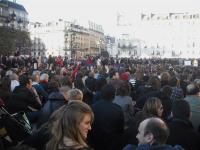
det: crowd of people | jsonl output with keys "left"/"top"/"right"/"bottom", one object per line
{"left": 0, "top": 54, "right": 200, "bottom": 150}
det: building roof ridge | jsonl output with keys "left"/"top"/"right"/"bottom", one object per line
{"left": 0, "top": 0, "right": 28, "bottom": 13}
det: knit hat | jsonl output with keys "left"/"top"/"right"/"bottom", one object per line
{"left": 120, "top": 72, "right": 129, "bottom": 81}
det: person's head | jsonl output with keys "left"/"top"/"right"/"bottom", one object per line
{"left": 59, "top": 86, "right": 71, "bottom": 101}
{"left": 76, "top": 72, "right": 83, "bottom": 79}
{"left": 47, "top": 81, "right": 60, "bottom": 93}
{"left": 85, "top": 76, "right": 96, "bottom": 92}
{"left": 32, "top": 70, "right": 41, "bottom": 76}
{"left": 110, "top": 69, "right": 119, "bottom": 80}
{"left": 67, "top": 88, "right": 83, "bottom": 101}
{"left": 186, "top": 83, "right": 199, "bottom": 95}
{"left": 9, "top": 73, "right": 19, "bottom": 81}
{"left": 0, "top": 76, "right": 11, "bottom": 91}
{"left": 194, "top": 79, "right": 200, "bottom": 89}
{"left": 116, "top": 81, "right": 130, "bottom": 96}
{"left": 74, "top": 78, "right": 85, "bottom": 92}
{"left": 32, "top": 74, "right": 40, "bottom": 82}
{"left": 143, "top": 97, "right": 163, "bottom": 117}
{"left": 60, "top": 76, "right": 73, "bottom": 88}
{"left": 147, "top": 76, "right": 161, "bottom": 90}
{"left": 160, "top": 72, "right": 171, "bottom": 83}
{"left": 88, "top": 71, "right": 95, "bottom": 78}
{"left": 120, "top": 72, "right": 130, "bottom": 81}
{"left": 19, "top": 75, "right": 32, "bottom": 89}
{"left": 40, "top": 73, "right": 49, "bottom": 82}
{"left": 160, "top": 85, "right": 172, "bottom": 98}
{"left": 169, "top": 76, "right": 179, "bottom": 87}
{"left": 101, "top": 84, "right": 115, "bottom": 101}
{"left": 172, "top": 100, "right": 191, "bottom": 120}
{"left": 95, "top": 77, "right": 107, "bottom": 91}
{"left": 47, "top": 101, "right": 94, "bottom": 150}
{"left": 136, "top": 117, "right": 169, "bottom": 145}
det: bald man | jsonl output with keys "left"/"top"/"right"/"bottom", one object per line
{"left": 123, "top": 117, "right": 184, "bottom": 150}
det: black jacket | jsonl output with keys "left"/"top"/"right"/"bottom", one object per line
{"left": 88, "top": 99, "right": 124, "bottom": 150}
{"left": 37, "top": 92, "right": 65, "bottom": 128}
{"left": 7, "top": 86, "right": 41, "bottom": 113}
{"left": 167, "top": 118, "right": 200, "bottom": 150}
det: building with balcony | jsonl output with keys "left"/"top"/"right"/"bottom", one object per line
{"left": 0, "top": 1, "right": 8, "bottom": 26}
{"left": 87, "top": 29, "right": 105, "bottom": 56}
{"left": 0, "top": 0, "right": 28, "bottom": 31}
{"left": 87, "top": 21, "right": 105, "bottom": 56}
{"left": 31, "top": 36, "right": 46, "bottom": 58}
{"left": 30, "top": 19, "right": 106, "bottom": 58}
{"left": 65, "top": 21, "right": 105, "bottom": 57}
{"left": 64, "top": 23, "right": 90, "bottom": 58}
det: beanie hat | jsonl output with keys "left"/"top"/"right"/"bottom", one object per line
{"left": 120, "top": 72, "right": 129, "bottom": 81}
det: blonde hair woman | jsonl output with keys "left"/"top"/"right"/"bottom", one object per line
{"left": 143, "top": 97, "right": 163, "bottom": 117}
{"left": 46, "top": 101, "right": 94, "bottom": 150}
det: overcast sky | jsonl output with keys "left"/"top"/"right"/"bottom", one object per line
{"left": 17, "top": 0, "right": 200, "bottom": 35}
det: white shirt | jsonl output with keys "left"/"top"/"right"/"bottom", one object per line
{"left": 11, "top": 80, "right": 20, "bottom": 92}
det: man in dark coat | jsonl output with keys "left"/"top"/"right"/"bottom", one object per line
{"left": 167, "top": 100, "right": 200, "bottom": 150}
{"left": 8, "top": 75, "right": 41, "bottom": 113}
{"left": 88, "top": 84, "right": 124, "bottom": 150}
{"left": 123, "top": 117, "right": 184, "bottom": 150}
{"left": 36, "top": 91, "right": 65, "bottom": 128}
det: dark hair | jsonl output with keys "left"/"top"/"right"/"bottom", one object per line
{"left": 169, "top": 76, "right": 178, "bottom": 87}
{"left": 116, "top": 81, "right": 130, "bottom": 96}
{"left": 85, "top": 76, "right": 96, "bottom": 92}
{"left": 47, "top": 81, "right": 60, "bottom": 93}
{"left": 76, "top": 72, "right": 83, "bottom": 79}
{"left": 74, "top": 78, "right": 85, "bottom": 92}
{"left": 60, "top": 76, "right": 72, "bottom": 88}
{"left": 109, "top": 69, "right": 117, "bottom": 79}
{"left": 95, "top": 78, "right": 107, "bottom": 91}
{"left": 0, "top": 76, "right": 11, "bottom": 91}
{"left": 147, "top": 76, "right": 161, "bottom": 90}
{"left": 144, "top": 118, "right": 169, "bottom": 145}
{"left": 101, "top": 84, "right": 115, "bottom": 101}
{"left": 186, "top": 83, "right": 199, "bottom": 95}
{"left": 19, "top": 75, "right": 31, "bottom": 87}
{"left": 172, "top": 100, "right": 190, "bottom": 119}
{"left": 160, "top": 85, "right": 172, "bottom": 98}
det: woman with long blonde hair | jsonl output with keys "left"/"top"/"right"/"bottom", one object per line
{"left": 46, "top": 101, "right": 94, "bottom": 150}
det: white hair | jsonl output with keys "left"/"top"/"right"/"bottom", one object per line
{"left": 9, "top": 73, "right": 18, "bottom": 80}
{"left": 6, "top": 70, "right": 13, "bottom": 76}
{"left": 32, "top": 70, "right": 41, "bottom": 76}
{"left": 40, "top": 73, "right": 49, "bottom": 81}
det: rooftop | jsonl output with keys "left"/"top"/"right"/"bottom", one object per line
{"left": 0, "top": 0, "right": 28, "bottom": 13}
